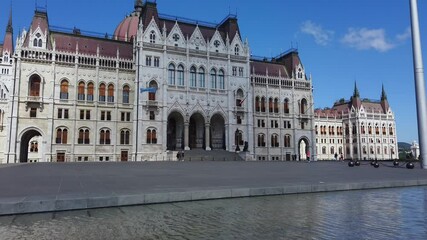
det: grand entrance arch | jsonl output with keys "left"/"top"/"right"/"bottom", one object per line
{"left": 298, "top": 137, "right": 310, "bottom": 161}
{"left": 210, "top": 114, "right": 226, "bottom": 150}
{"left": 167, "top": 111, "right": 184, "bottom": 150}
{"left": 19, "top": 129, "right": 42, "bottom": 163}
{"left": 189, "top": 113, "right": 205, "bottom": 149}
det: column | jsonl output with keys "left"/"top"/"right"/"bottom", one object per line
{"left": 205, "top": 124, "right": 211, "bottom": 151}
{"left": 184, "top": 123, "right": 190, "bottom": 150}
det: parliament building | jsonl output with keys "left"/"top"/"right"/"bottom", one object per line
{"left": 0, "top": 0, "right": 316, "bottom": 163}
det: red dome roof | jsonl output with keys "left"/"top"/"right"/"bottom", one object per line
{"left": 114, "top": 12, "right": 139, "bottom": 42}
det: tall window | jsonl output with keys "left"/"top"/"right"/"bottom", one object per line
{"left": 120, "top": 130, "right": 130, "bottom": 145}
{"left": 271, "top": 134, "right": 279, "bottom": 148}
{"left": 60, "top": 80, "right": 69, "bottom": 100}
{"left": 168, "top": 64, "right": 176, "bottom": 85}
{"left": 78, "top": 129, "right": 90, "bottom": 144}
{"left": 389, "top": 124, "right": 394, "bottom": 135}
{"left": 198, "top": 67, "right": 205, "bottom": 88}
{"left": 210, "top": 69, "right": 217, "bottom": 89}
{"left": 107, "top": 84, "right": 114, "bottom": 103}
{"left": 234, "top": 44, "right": 240, "bottom": 55}
{"left": 261, "top": 97, "right": 266, "bottom": 112}
{"left": 99, "top": 83, "right": 106, "bottom": 102}
{"left": 269, "top": 98, "right": 274, "bottom": 113}
{"left": 300, "top": 98, "right": 307, "bottom": 114}
{"left": 218, "top": 69, "right": 225, "bottom": 89}
{"left": 284, "top": 135, "right": 291, "bottom": 148}
{"left": 87, "top": 82, "right": 94, "bottom": 102}
{"left": 236, "top": 89, "right": 244, "bottom": 107}
{"left": 284, "top": 99, "right": 289, "bottom": 114}
{"left": 77, "top": 81, "right": 85, "bottom": 101}
{"left": 149, "top": 31, "right": 156, "bottom": 43}
{"left": 148, "top": 81, "right": 158, "bottom": 101}
{"left": 29, "top": 75, "right": 41, "bottom": 97}
{"left": 257, "top": 134, "right": 266, "bottom": 147}
{"left": 190, "top": 66, "right": 197, "bottom": 87}
{"left": 255, "top": 97, "right": 260, "bottom": 112}
{"left": 56, "top": 128, "right": 68, "bottom": 144}
{"left": 274, "top": 98, "right": 279, "bottom": 113}
{"left": 100, "top": 129, "right": 111, "bottom": 145}
{"left": 30, "top": 141, "right": 39, "bottom": 152}
{"left": 147, "top": 129, "right": 157, "bottom": 144}
{"left": 235, "top": 130, "right": 243, "bottom": 146}
{"left": 177, "top": 65, "right": 184, "bottom": 86}
{"left": 123, "top": 85, "right": 130, "bottom": 104}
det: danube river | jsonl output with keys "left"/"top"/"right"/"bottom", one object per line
{"left": 0, "top": 187, "right": 426, "bottom": 239}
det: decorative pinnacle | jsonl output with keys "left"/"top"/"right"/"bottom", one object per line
{"left": 381, "top": 84, "right": 388, "bottom": 101}
{"left": 353, "top": 82, "right": 360, "bottom": 98}
{"left": 6, "top": 6, "right": 13, "bottom": 33}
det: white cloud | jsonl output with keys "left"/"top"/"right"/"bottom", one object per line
{"left": 396, "top": 27, "right": 411, "bottom": 42}
{"left": 300, "top": 20, "right": 334, "bottom": 46}
{"left": 341, "top": 28, "right": 395, "bottom": 52}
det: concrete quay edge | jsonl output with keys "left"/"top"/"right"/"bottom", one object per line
{"left": 1, "top": 179, "right": 427, "bottom": 216}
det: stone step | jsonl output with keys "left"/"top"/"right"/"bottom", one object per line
{"left": 178, "top": 149, "right": 244, "bottom": 161}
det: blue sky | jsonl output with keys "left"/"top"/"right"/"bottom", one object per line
{"left": 0, "top": 0, "right": 426, "bottom": 143}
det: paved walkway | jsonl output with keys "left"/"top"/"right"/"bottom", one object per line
{"left": 0, "top": 161, "right": 426, "bottom": 215}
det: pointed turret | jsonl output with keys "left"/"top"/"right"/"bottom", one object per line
{"left": 2, "top": 7, "right": 14, "bottom": 54}
{"left": 351, "top": 82, "right": 362, "bottom": 109}
{"left": 134, "top": 0, "right": 143, "bottom": 12}
{"left": 380, "top": 84, "right": 389, "bottom": 113}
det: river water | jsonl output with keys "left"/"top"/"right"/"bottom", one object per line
{"left": 0, "top": 187, "right": 426, "bottom": 240}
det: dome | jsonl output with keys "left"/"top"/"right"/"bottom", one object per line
{"left": 114, "top": 11, "right": 139, "bottom": 42}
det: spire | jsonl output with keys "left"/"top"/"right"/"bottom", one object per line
{"left": 6, "top": 6, "right": 13, "bottom": 33}
{"left": 381, "top": 84, "right": 388, "bottom": 101}
{"left": 134, "top": 0, "right": 143, "bottom": 12}
{"left": 353, "top": 82, "right": 360, "bottom": 98}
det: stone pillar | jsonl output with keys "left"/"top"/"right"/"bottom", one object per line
{"left": 184, "top": 123, "right": 190, "bottom": 150}
{"left": 205, "top": 124, "right": 211, "bottom": 151}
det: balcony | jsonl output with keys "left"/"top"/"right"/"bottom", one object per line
{"left": 142, "top": 100, "right": 159, "bottom": 111}
{"left": 234, "top": 106, "right": 245, "bottom": 113}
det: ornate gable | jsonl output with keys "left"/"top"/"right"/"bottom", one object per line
{"left": 167, "top": 22, "right": 186, "bottom": 47}
{"left": 230, "top": 31, "right": 245, "bottom": 56}
{"left": 143, "top": 17, "right": 163, "bottom": 44}
{"left": 209, "top": 30, "right": 227, "bottom": 54}
{"left": 189, "top": 26, "right": 207, "bottom": 51}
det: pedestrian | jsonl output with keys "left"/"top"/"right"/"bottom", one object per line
{"left": 334, "top": 153, "right": 338, "bottom": 161}
{"left": 306, "top": 150, "right": 310, "bottom": 162}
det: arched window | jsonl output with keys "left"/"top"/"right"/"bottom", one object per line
{"left": 370, "top": 146, "right": 374, "bottom": 154}
{"left": 168, "top": 64, "right": 176, "bottom": 85}
{"left": 99, "top": 83, "right": 106, "bottom": 102}
{"left": 198, "top": 67, "right": 205, "bottom": 88}
{"left": 236, "top": 89, "right": 244, "bottom": 107}
{"left": 107, "top": 84, "right": 114, "bottom": 103}
{"left": 322, "top": 147, "right": 327, "bottom": 154}
{"left": 363, "top": 146, "right": 367, "bottom": 154}
{"left": 255, "top": 97, "right": 260, "bottom": 112}
{"left": 148, "top": 81, "right": 158, "bottom": 101}
{"left": 123, "top": 85, "right": 130, "bottom": 104}
{"left": 339, "top": 147, "right": 343, "bottom": 154}
{"left": 38, "top": 39, "right": 42, "bottom": 47}
{"left": 284, "top": 98, "right": 289, "bottom": 114}
{"left": 361, "top": 124, "right": 366, "bottom": 134}
{"left": 368, "top": 124, "right": 372, "bottom": 134}
{"left": 210, "top": 69, "right": 217, "bottom": 89}
{"left": 274, "top": 98, "right": 279, "bottom": 113}
{"left": 284, "top": 135, "right": 291, "bottom": 148}
{"left": 78, "top": 128, "right": 90, "bottom": 144}
{"left": 190, "top": 66, "right": 197, "bottom": 87}
{"left": 147, "top": 129, "right": 157, "bottom": 144}
{"left": 60, "top": 80, "right": 69, "bottom": 100}
{"left": 177, "top": 65, "right": 184, "bottom": 86}
{"left": 257, "top": 134, "right": 266, "bottom": 147}
{"left": 271, "top": 134, "right": 279, "bottom": 148}
{"left": 389, "top": 124, "right": 394, "bottom": 135}
{"left": 331, "top": 146, "right": 335, "bottom": 154}
{"left": 77, "top": 82, "right": 85, "bottom": 100}
{"left": 315, "top": 125, "right": 318, "bottom": 134}
{"left": 33, "top": 39, "right": 38, "bottom": 47}
{"left": 100, "top": 129, "right": 111, "bottom": 145}
{"left": 382, "top": 124, "right": 387, "bottom": 135}
{"left": 218, "top": 69, "right": 225, "bottom": 90}
{"left": 87, "top": 82, "right": 94, "bottom": 102}
{"left": 56, "top": 128, "right": 68, "bottom": 144}
{"left": 29, "top": 75, "right": 41, "bottom": 97}
{"left": 234, "top": 44, "right": 240, "bottom": 55}
{"left": 377, "top": 146, "right": 381, "bottom": 154}
{"left": 300, "top": 98, "right": 307, "bottom": 114}
{"left": 150, "top": 31, "right": 156, "bottom": 43}
{"left": 269, "top": 98, "right": 274, "bottom": 113}
{"left": 261, "top": 97, "right": 266, "bottom": 112}
{"left": 375, "top": 124, "right": 380, "bottom": 135}
{"left": 120, "top": 129, "right": 131, "bottom": 145}
{"left": 384, "top": 147, "right": 388, "bottom": 155}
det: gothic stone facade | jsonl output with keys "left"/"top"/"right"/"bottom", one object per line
{"left": 314, "top": 85, "right": 398, "bottom": 160}
{"left": 0, "top": 1, "right": 315, "bottom": 163}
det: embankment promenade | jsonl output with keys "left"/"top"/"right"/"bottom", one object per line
{"left": 0, "top": 161, "right": 426, "bottom": 216}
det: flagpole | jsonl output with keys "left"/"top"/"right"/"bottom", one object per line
{"left": 410, "top": 0, "right": 427, "bottom": 169}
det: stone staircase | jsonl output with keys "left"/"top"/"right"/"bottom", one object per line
{"left": 182, "top": 149, "right": 244, "bottom": 161}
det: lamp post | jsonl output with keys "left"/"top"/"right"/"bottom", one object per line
{"left": 410, "top": 0, "right": 427, "bottom": 169}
